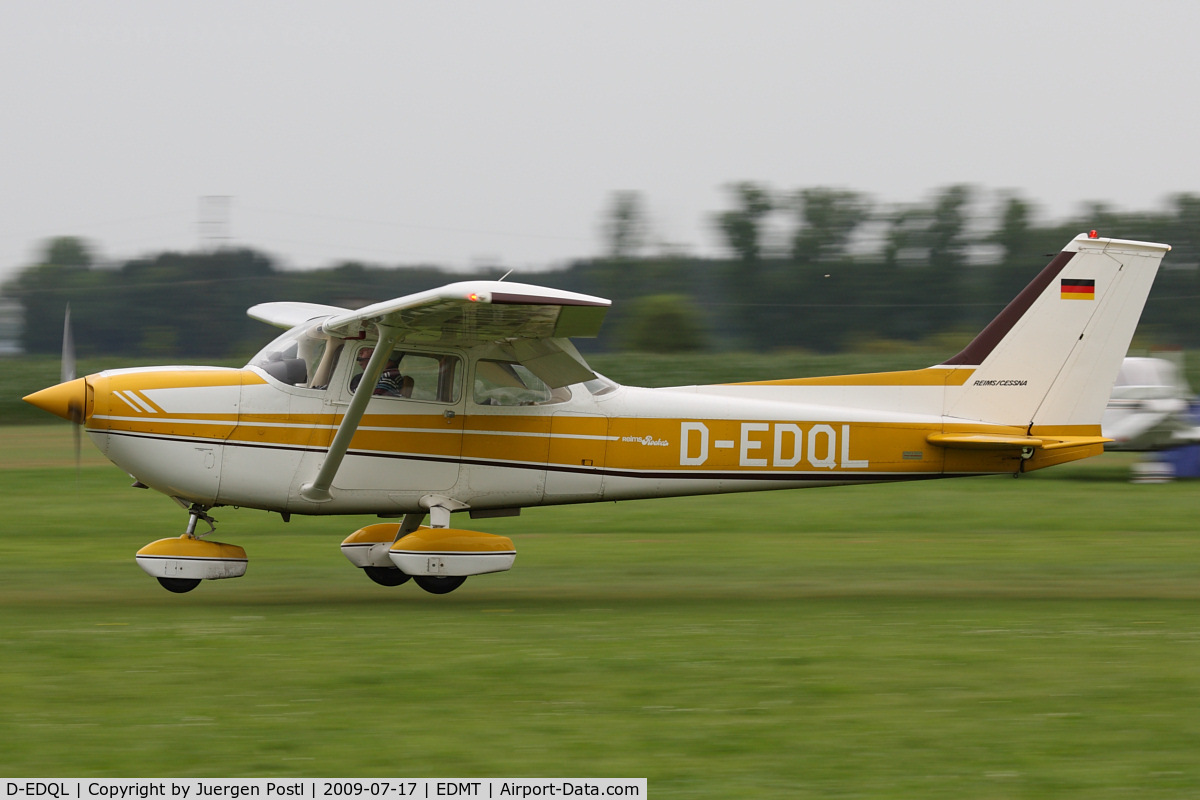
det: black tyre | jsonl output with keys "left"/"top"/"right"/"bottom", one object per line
{"left": 414, "top": 575, "right": 466, "bottom": 595}
{"left": 364, "top": 566, "right": 411, "bottom": 587}
{"left": 157, "top": 577, "right": 201, "bottom": 594}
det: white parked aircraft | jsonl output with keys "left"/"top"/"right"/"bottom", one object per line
{"left": 1103, "top": 356, "right": 1200, "bottom": 451}
{"left": 24, "top": 233, "right": 1171, "bottom": 594}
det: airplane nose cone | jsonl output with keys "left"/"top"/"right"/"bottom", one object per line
{"left": 23, "top": 377, "right": 90, "bottom": 422}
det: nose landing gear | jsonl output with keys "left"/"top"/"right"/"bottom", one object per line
{"left": 135, "top": 505, "right": 247, "bottom": 593}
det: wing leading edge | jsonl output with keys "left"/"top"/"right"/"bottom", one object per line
{"left": 247, "top": 281, "right": 612, "bottom": 505}
{"left": 247, "top": 281, "right": 612, "bottom": 390}
{"left": 247, "top": 301, "right": 353, "bottom": 330}
{"left": 319, "top": 280, "right": 610, "bottom": 345}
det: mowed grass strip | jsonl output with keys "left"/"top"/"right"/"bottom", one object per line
{"left": 1, "top": 427, "right": 1199, "bottom": 797}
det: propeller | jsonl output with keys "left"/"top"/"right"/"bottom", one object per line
{"left": 61, "top": 303, "right": 76, "bottom": 383}
{"left": 22, "top": 305, "right": 89, "bottom": 473}
{"left": 61, "top": 304, "right": 82, "bottom": 473}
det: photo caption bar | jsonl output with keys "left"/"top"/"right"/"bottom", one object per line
{"left": 3, "top": 780, "right": 646, "bottom": 800}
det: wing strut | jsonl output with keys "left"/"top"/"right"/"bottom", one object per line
{"left": 301, "top": 324, "right": 402, "bottom": 503}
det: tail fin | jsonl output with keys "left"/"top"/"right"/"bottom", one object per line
{"left": 941, "top": 233, "right": 1170, "bottom": 428}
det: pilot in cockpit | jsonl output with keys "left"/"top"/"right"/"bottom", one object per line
{"left": 374, "top": 356, "right": 405, "bottom": 396}
{"left": 350, "top": 347, "right": 410, "bottom": 397}
{"left": 348, "top": 347, "right": 374, "bottom": 392}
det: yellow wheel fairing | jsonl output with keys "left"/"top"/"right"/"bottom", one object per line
{"left": 134, "top": 536, "right": 248, "bottom": 581}
{"left": 340, "top": 523, "right": 404, "bottom": 569}
{"left": 389, "top": 527, "right": 516, "bottom": 577}
{"left": 393, "top": 526, "right": 516, "bottom": 553}
{"left": 341, "top": 523, "right": 404, "bottom": 545}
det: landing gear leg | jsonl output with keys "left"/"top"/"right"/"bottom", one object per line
{"left": 184, "top": 504, "right": 217, "bottom": 538}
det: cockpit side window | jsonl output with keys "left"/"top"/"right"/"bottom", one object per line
{"left": 350, "top": 346, "right": 462, "bottom": 403}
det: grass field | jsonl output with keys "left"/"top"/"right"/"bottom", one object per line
{"left": 2, "top": 427, "right": 1199, "bottom": 797}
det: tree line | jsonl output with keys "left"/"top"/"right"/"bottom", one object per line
{"left": 6, "top": 184, "right": 1200, "bottom": 360}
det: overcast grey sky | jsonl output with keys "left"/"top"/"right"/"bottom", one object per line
{"left": 2, "top": 0, "right": 1197, "bottom": 283}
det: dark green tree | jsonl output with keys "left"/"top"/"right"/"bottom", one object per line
{"left": 713, "top": 182, "right": 775, "bottom": 348}
{"left": 790, "top": 188, "right": 870, "bottom": 263}
{"left": 714, "top": 182, "right": 774, "bottom": 263}
{"left": 618, "top": 294, "right": 707, "bottom": 352}
{"left": 44, "top": 236, "right": 94, "bottom": 269}
{"left": 8, "top": 237, "right": 97, "bottom": 354}
{"left": 986, "top": 194, "right": 1048, "bottom": 309}
{"left": 601, "top": 191, "right": 648, "bottom": 261}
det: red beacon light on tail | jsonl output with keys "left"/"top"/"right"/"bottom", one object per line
{"left": 1089, "top": 230, "right": 1099, "bottom": 238}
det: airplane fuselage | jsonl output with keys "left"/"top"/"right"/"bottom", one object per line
{"left": 83, "top": 355, "right": 1097, "bottom": 519}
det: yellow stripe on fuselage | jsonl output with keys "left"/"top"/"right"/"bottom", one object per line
{"left": 730, "top": 367, "right": 976, "bottom": 387}
{"left": 85, "top": 366, "right": 1096, "bottom": 480}
{"left": 99, "top": 368, "right": 259, "bottom": 390}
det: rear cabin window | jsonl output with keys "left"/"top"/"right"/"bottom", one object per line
{"left": 473, "top": 360, "right": 571, "bottom": 406}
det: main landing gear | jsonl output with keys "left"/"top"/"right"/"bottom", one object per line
{"left": 131, "top": 502, "right": 514, "bottom": 596}
{"left": 340, "top": 510, "right": 515, "bottom": 596}
{"left": 358, "top": 567, "right": 468, "bottom": 594}
{"left": 134, "top": 505, "right": 248, "bottom": 594}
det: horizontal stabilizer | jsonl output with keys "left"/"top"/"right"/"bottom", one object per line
{"left": 927, "top": 433, "right": 1111, "bottom": 450}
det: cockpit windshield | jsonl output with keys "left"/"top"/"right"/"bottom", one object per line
{"left": 583, "top": 373, "right": 619, "bottom": 396}
{"left": 247, "top": 325, "right": 342, "bottom": 389}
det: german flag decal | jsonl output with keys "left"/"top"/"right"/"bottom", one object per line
{"left": 1061, "top": 278, "right": 1095, "bottom": 300}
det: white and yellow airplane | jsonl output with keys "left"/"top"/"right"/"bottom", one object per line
{"left": 24, "top": 232, "right": 1170, "bottom": 594}
{"left": 1103, "top": 355, "right": 1200, "bottom": 452}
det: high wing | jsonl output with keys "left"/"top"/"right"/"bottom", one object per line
{"left": 248, "top": 301, "right": 353, "bottom": 329}
{"left": 248, "top": 280, "right": 611, "bottom": 504}
{"left": 250, "top": 281, "right": 612, "bottom": 389}
{"left": 319, "top": 280, "right": 610, "bottom": 344}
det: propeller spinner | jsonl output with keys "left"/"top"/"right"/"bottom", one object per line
{"left": 23, "top": 305, "right": 87, "bottom": 469}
